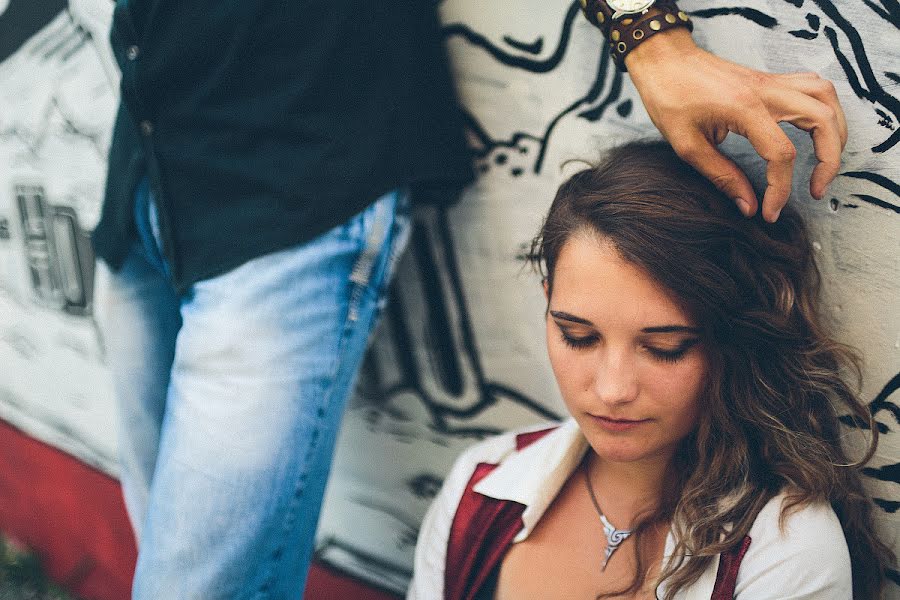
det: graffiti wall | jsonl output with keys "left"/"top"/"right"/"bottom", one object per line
{"left": 0, "top": 0, "right": 897, "bottom": 595}
{"left": 0, "top": 0, "right": 118, "bottom": 473}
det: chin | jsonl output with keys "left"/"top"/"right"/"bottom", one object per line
{"left": 589, "top": 441, "right": 656, "bottom": 464}
{"left": 586, "top": 434, "right": 678, "bottom": 465}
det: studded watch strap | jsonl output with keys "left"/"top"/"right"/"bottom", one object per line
{"left": 581, "top": 0, "right": 693, "bottom": 72}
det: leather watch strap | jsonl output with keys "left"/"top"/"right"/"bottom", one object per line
{"left": 581, "top": 0, "right": 693, "bottom": 71}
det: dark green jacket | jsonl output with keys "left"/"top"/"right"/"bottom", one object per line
{"left": 93, "top": 0, "right": 472, "bottom": 292}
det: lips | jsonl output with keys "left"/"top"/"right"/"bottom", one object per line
{"left": 590, "top": 415, "right": 650, "bottom": 432}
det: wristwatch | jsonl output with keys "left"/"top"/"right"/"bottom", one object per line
{"left": 605, "top": 0, "right": 657, "bottom": 20}
{"left": 581, "top": 0, "right": 693, "bottom": 71}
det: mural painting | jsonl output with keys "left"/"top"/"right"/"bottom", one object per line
{"left": 0, "top": 0, "right": 897, "bottom": 594}
{"left": 0, "top": 0, "right": 117, "bottom": 473}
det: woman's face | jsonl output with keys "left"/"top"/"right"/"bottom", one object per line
{"left": 546, "top": 232, "right": 707, "bottom": 467}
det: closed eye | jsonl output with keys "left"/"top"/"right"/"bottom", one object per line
{"left": 645, "top": 339, "right": 700, "bottom": 363}
{"left": 559, "top": 330, "right": 598, "bottom": 349}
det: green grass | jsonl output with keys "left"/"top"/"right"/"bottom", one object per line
{"left": 0, "top": 535, "right": 78, "bottom": 600}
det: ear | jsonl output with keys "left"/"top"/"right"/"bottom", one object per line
{"left": 542, "top": 277, "right": 549, "bottom": 300}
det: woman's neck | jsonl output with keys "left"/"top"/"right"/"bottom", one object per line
{"left": 584, "top": 450, "right": 674, "bottom": 527}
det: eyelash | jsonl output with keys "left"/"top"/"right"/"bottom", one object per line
{"left": 558, "top": 332, "right": 698, "bottom": 363}
{"left": 559, "top": 332, "right": 597, "bottom": 349}
{"left": 646, "top": 345, "right": 693, "bottom": 363}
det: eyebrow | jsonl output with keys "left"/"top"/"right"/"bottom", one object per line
{"left": 549, "top": 310, "right": 701, "bottom": 335}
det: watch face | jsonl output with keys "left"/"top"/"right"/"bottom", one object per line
{"left": 607, "top": 0, "right": 655, "bottom": 14}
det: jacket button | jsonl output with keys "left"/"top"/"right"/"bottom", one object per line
{"left": 140, "top": 121, "right": 153, "bottom": 136}
{"left": 126, "top": 45, "right": 140, "bottom": 60}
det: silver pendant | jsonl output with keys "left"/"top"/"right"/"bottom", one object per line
{"left": 599, "top": 513, "right": 631, "bottom": 570}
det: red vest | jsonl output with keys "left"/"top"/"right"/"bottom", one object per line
{"left": 444, "top": 428, "right": 751, "bottom": 600}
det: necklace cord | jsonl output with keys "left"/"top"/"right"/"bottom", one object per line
{"left": 583, "top": 458, "right": 633, "bottom": 569}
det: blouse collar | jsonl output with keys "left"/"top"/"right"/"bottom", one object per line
{"left": 473, "top": 418, "right": 588, "bottom": 542}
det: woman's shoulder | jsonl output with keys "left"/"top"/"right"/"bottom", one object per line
{"left": 734, "top": 492, "right": 852, "bottom": 598}
{"left": 748, "top": 492, "right": 846, "bottom": 551}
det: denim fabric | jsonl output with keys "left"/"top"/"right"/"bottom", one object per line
{"left": 96, "top": 180, "right": 410, "bottom": 599}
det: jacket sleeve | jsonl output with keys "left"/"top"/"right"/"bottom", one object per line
{"left": 734, "top": 495, "right": 852, "bottom": 599}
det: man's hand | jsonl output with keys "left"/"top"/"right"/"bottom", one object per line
{"left": 625, "top": 29, "right": 847, "bottom": 222}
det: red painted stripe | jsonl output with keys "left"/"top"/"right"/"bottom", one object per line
{"left": 0, "top": 418, "right": 136, "bottom": 600}
{"left": 0, "top": 419, "right": 401, "bottom": 600}
{"left": 305, "top": 561, "right": 401, "bottom": 600}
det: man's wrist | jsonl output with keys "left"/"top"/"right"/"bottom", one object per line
{"left": 623, "top": 26, "right": 697, "bottom": 74}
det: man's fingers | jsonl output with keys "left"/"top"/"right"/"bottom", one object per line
{"left": 809, "top": 125, "right": 843, "bottom": 200}
{"left": 790, "top": 79, "right": 847, "bottom": 198}
{"left": 672, "top": 136, "right": 758, "bottom": 217}
{"left": 741, "top": 118, "right": 796, "bottom": 222}
{"left": 765, "top": 88, "right": 843, "bottom": 200}
{"left": 779, "top": 72, "right": 848, "bottom": 146}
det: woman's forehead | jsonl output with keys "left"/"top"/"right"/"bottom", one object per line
{"left": 550, "top": 233, "right": 694, "bottom": 328}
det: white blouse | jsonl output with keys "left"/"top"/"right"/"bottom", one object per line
{"left": 408, "top": 419, "right": 852, "bottom": 600}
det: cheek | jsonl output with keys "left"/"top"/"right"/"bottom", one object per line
{"left": 546, "top": 337, "right": 573, "bottom": 388}
{"left": 545, "top": 320, "right": 565, "bottom": 376}
{"left": 650, "top": 356, "right": 706, "bottom": 428}
{"left": 546, "top": 329, "right": 591, "bottom": 396}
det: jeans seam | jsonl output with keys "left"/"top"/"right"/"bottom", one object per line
{"left": 252, "top": 194, "right": 398, "bottom": 600}
{"left": 251, "top": 381, "right": 330, "bottom": 600}
{"left": 253, "top": 292, "right": 366, "bottom": 599}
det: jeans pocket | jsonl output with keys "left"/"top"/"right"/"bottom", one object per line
{"left": 133, "top": 177, "right": 171, "bottom": 279}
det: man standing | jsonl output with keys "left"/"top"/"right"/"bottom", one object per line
{"left": 94, "top": 2, "right": 471, "bottom": 598}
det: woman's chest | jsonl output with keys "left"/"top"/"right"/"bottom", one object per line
{"left": 494, "top": 534, "right": 660, "bottom": 600}
{"left": 492, "top": 479, "right": 663, "bottom": 600}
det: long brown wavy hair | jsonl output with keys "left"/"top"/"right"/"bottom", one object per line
{"left": 529, "top": 140, "right": 894, "bottom": 599}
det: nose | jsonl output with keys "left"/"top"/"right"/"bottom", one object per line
{"left": 592, "top": 348, "right": 639, "bottom": 408}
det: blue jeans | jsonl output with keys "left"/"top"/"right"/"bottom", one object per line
{"left": 96, "top": 179, "right": 410, "bottom": 599}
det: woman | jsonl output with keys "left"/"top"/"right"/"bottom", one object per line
{"left": 408, "top": 141, "right": 893, "bottom": 599}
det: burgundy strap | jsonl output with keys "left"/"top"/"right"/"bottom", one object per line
{"left": 444, "top": 462, "right": 525, "bottom": 600}
{"left": 444, "top": 427, "right": 558, "bottom": 600}
{"left": 710, "top": 535, "right": 752, "bottom": 599}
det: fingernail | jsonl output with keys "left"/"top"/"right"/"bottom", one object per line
{"left": 771, "top": 208, "right": 782, "bottom": 222}
{"left": 735, "top": 197, "right": 751, "bottom": 216}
